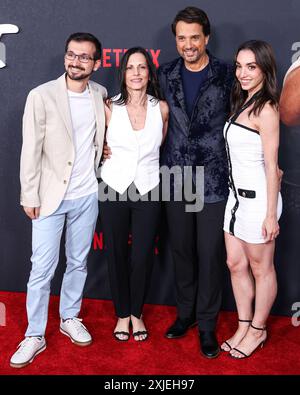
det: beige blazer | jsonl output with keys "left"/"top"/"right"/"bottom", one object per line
{"left": 20, "top": 73, "right": 107, "bottom": 216}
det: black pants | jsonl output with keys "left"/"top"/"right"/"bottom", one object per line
{"left": 165, "top": 200, "right": 226, "bottom": 331}
{"left": 100, "top": 185, "right": 161, "bottom": 318}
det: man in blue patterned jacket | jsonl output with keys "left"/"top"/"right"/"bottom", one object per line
{"left": 159, "top": 6, "right": 234, "bottom": 358}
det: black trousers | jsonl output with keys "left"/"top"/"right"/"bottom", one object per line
{"left": 100, "top": 186, "right": 161, "bottom": 318}
{"left": 165, "top": 199, "right": 226, "bottom": 331}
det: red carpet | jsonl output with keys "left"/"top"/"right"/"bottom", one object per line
{"left": 0, "top": 291, "right": 299, "bottom": 375}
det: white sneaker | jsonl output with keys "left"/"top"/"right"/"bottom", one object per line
{"left": 60, "top": 317, "right": 92, "bottom": 346}
{"left": 10, "top": 337, "right": 46, "bottom": 368}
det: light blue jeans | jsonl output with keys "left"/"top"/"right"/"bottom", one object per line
{"left": 25, "top": 192, "right": 98, "bottom": 337}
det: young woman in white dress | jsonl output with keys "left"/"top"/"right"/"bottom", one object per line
{"left": 221, "top": 40, "right": 282, "bottom": 358}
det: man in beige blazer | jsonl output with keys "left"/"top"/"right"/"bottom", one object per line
{"left": 10, "top": 32, "right": 107, "bottom": 368}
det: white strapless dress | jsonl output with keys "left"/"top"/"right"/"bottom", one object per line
{"left": 223, "top": 121, "right": 282, "bottom": 244}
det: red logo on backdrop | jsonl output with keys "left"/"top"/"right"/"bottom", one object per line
{"left": 100, "top": 48, "right": 161, "bottom": 68}
{"left": 93, "top": 232, "right": 160, "bottom": 255}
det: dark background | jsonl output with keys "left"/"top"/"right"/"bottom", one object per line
{"left": 0, "top": 0, "right": 299, "bottom": 315}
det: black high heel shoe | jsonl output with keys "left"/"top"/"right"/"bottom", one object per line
{"left": 133, "top": 330, "right": 148, "bottom": 341}
{"left": 131, "top": 315, "right": 148, "bottom": 342}
{"left": 221, "top": 319, "right": 252, "bottom": 352}
{"left": 230, "top": 323, "right": 267, "bottom": 359}
{"left": 113, "top": 317, "right": 130, "bottom": 341}
{"left": 113, "top": 331, "right": 130, "bottom": 341}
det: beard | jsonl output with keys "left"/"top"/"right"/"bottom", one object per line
{"left": 66, "top": 66, "right": 93, "bottom": 81}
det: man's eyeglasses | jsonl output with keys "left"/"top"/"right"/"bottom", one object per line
{"left": 65, "top": 51, "right": 95, "bottom": 63}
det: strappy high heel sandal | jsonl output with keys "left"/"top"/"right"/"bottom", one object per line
{"left": 131, "top": 315, "right": 148, "bottom": 342}
{"left": 113, "top": 317, "right": 130, "bottom": 341}
{"left": 221, "top": 319, "right": 252, "bottom": 352}
{"left": 230, "top": 323, "right": 267, "bottom": 359}
{"left": 113, "top": 331, "right": 130, "bottom": 341}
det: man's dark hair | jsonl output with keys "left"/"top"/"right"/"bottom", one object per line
{"left": 65, "top": 32, "right": 102, "bottom": 61}
{"left": 171, "top": 6, "right": 210, "bottom": 36}
{"left": 231, "top": 40, "right": 279, "bottom": 117}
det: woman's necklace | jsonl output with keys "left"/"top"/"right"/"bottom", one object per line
{"left": 128, "top": 96, "right": 147, "bottom": 127}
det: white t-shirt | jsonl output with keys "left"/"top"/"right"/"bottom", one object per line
{"left": 64, "top": 87, "right": 98, "bottom": 200}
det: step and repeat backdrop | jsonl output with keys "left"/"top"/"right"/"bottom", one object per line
{"left": 0, "top": 0, "right": 299, "bottom": 315}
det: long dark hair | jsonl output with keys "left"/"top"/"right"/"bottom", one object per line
{"left": 231, "top": 40, "right": 279, "bottom": 117}
{"left": 171, "top": 6, "right": 210, "bottom": 36}
{"left": 112, "top": 47, "right": 163, "bottom": 105}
